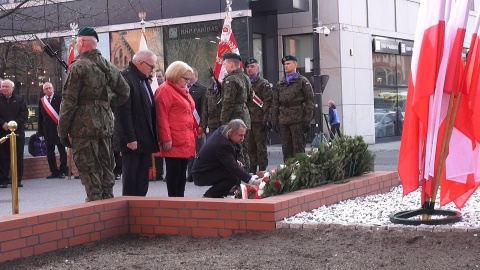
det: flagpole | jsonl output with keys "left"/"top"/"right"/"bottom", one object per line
{"left": 67, "top": 23, "right": 77, "bottom": 180}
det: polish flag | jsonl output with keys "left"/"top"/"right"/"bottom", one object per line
{"left": 213, "top": 7, "right": 241, "bottom": 82}
{"left": 67, "top": 39, "right": 75, "bottom": 66}
{"left": 398, "top": 0, "right": 447, "bottom": 197}
{"left": 139, "top": 31, "right": 159, "bottom": 91}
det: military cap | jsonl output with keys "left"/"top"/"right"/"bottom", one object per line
{"left": 244, "top": 57, "right": 258, "bottom": 67}
{"left": 77, "top": 26, "right": 99, "bottom": 42}
{"left": 222, "top": 52, "right": 242, "bottom": 61}
{"left": 281, "top": 55, "right": 298, "bottom": 64}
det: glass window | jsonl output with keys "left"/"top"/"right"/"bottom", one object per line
{"left": 253, "top": 33, "right": 263, "bottom": 75}
{"left": 283, "top": 34, "right": 313, "bottom": 76}
{"left": 373, "top": 52, "right": 410, "bottom": 137}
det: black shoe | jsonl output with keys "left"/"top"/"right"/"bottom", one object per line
{"left": 115, "top": 174, "right": 121, "bottom": 180}
{"left": 58, "top": 174, "right": 65, "bottom": 179}
{"left": 187, "top": 175, "right": 193, "bottom": 182}
{"left": 18, "top": 182, "right": 23, "bottom": 187}
{"left": 0, "top": 184, "right": 7, "bottom": 188}
{"left": 46, "top": 174, "right": 61, "bottom": 179}
{"left": 74, "top": 175, "right": 80, "bottom": 179}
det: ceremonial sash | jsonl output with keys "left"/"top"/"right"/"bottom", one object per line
{"left": 193, "top": 108, "right": 201, "bottom": 135}
{"left": 41, "top": 96, "right": 59, "bottom": 124}
{"left": 253, "top": 92, "right": 264, "bottom": 108}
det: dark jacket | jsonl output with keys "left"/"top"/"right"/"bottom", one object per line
{"left": 38, "top": 93, "right": 62, "bottom": 145}
{"left": 192, "top": 125, "right": 251, "bottom": 184}
{"left": 114, "top": 61, "right": 159, "bottom": 153}
{"left": 188, "top": 82, "right": 207, "bottom": 119}
{"left": 0, "top": 93, "right": 27, "bottom": 138}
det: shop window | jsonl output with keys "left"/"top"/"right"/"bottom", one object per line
{"left": 283, "top": 34, "right": 313, "bottom": 77}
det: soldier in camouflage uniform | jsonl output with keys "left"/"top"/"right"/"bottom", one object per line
{"left": 272, "top": 55, "right": 314, "bottom": 161}
{"left": 201, "top": 83, "right": 222, "bottom": 136}
{"left": 245, "top": 58, "right": 273, "bottom": 173}
{"left": 58, "top": 27, "right": 130, "bottom": 202}
{"left": 220, "top": 52, "right": 252, "bottom": 169}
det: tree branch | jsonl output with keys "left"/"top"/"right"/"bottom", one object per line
{"left": 0, "top": 0, "right": 31, "bottom": 21}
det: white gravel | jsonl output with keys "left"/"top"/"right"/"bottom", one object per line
{"left": 283, "top": 185, "right": 480, "bottom": 228}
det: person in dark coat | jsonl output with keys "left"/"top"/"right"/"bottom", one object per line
{"left": 0, "top": 79, "right": 28, "bottom": 188}
{"left": 187, "top": 68, "right": 207, "bottom": 182}
{"left": 38, "top": 82, "right": 67, "bottom": 179}
{"left": 114, "top": 49, "right": 159, "bottom": 196}
{"left": 192, "top": 119, "right": 261, "bottom": 198}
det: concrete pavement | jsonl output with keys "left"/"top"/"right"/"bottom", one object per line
{"left": 1, "top": 132, "right": 400, "bottom": 217}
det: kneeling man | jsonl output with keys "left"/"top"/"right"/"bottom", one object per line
{"left": 192, "top": 119, "right": 260, "bottom": 198}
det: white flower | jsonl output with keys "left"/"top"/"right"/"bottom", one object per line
{"left": 290, "top": 174, "right": 296, "bottom": 182}
{"left": 264, "top": 171, "right": 270, "bottom": 177}
{"left": 279, "top": 164, "right": 286, "bottom": 169}
{"left": 259, "top": 181, "right": 266, "bottom": 190}
{"left": 257, "top": 189, "right": 264, "bottom": 197}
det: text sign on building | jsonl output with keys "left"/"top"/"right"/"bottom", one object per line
{"left": 372, "top": 37, "right": 400, "bottom": 54}
{"left": 400, "top": 41, "right": 414, "bottom": 56}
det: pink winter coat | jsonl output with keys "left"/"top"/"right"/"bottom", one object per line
{"left": 154, "top": 81, "right": 196, "bottom": 158}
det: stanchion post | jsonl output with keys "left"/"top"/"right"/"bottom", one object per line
{"left": 8, "top": 121, "right": 19, "bottom": 214}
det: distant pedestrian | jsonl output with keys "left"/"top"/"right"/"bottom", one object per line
{"left": 328, "top": 100, "right": 341, "bottom": 138}
{"left": 272, "top": 55, "right": 314, "bottom": 161}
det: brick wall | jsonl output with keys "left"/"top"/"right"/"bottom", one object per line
{"left": 23, "top": 155, "right": 78, "bottom": 180}
{"left": 0, "top": 171, "right": 399, "bottom": 263}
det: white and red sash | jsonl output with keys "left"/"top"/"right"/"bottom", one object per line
{"left": 193, "top": 108, "right": 201, "bottom": 134}
{"left": 253, "top": 92, "right": 264, "bottom": 108}
{"left": 41, "top": 96, "right": 59, "bottom": 124}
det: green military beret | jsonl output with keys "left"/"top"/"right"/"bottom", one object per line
{"left": 281, "top": 55, "right": 298, "bottom": 64}
{"left": 244, "top": 57, "right": 258, "bottom": 67}
{"left": 222, "top": 52, "right": 242, "bottom": 61}
{"left": 77, "top": 26, "right": 99, "bottom": 42}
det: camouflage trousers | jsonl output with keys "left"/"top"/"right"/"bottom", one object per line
{"left": 72, "top": 137, "right": 115, "bottom": 201}
{"left": 279, "top": 122, "right": 306, "bottom": 162}
{"left": 248, "top": 122, "right": 268, "bottom": 169}
{"left": 239, "top": 129, "right": 250, "bottom": 170}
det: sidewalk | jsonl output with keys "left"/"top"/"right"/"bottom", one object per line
{"left": 1, "top": 132, "right": 400, "bottom": 217}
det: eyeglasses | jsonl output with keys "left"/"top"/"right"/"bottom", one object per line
{"left": 141, "top": 61, "right": 155, "bottom": 70}
{"left": 182, "top": 77, "right": 192, "bottom": 82}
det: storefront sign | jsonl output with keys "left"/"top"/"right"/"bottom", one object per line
{"left": 373, "top": 37, "right": 400, "bottom": 54}
{"left": 400, "top": 41, "right": 414, "bottom": 55}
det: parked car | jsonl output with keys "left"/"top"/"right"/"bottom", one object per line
{"left": 375, "top": 112, "right": 396, "bottom": 138}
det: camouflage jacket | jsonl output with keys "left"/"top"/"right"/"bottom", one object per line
{"left": 246, "top": 76, "right": 273, "bottom": 123}
{"left": 58, "top": 49, "right": 130, "bottom": 139}
{"left": 201, "top": 84, "right": 222, "bottom": 130}
{"left": 220, "top": 69, "right": 252, "bottom": 129}
{"left": 273, "top": 73, "right": 314, "bottom": 125}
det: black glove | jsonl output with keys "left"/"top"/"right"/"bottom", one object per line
{"left": 303, "top": 122, "right": 311, "bottom": 133}
{"left": 272, "top": 121, "right": 280, "bottom": 133}
{"left": 261, "top": 120, "right": 272, "bottom": 132}
{"left": 60, "top": 137, "right": 72, "bottom": 148}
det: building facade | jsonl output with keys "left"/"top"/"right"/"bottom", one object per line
{"left": 0, "top": 0, "right": 477, "bottom": 143}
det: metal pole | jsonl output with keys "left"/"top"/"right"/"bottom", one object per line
{"left": 8, "top": 121, "right": 19, "bottom": 214}
{"left": 312, "top": 0, "right": 323, "bottom": 134}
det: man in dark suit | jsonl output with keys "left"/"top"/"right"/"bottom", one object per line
{"left": 38, "top": 82, "right": 67, "bottom": 179}
{"left": 187, "top": 68, "right": 207, "bottom": 182}
{"left": 114, "top": 49, "right": 159, "bottom": 196}
{"left": 0, "top": 79, "right": 28, "bottom": 188}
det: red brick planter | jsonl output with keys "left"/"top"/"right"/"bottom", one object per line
{"left": 0, "top": 171, "right": 398, "bottom": 263}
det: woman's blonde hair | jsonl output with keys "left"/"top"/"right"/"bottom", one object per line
{"left": 165, "top": 61, "right": 194, "bottom": 83}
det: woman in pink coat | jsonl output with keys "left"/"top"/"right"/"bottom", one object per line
{"left": 154, "top": 61, "right": 196, "bottom": 197}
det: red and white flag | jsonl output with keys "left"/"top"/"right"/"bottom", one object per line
{"left": 139, "top": 30, "right": 159, "bottom": 91}
{"left": 398, "top": 0, "right": 447, "bottom": 196}
{"left": 213, "top": 7, "right": 241, "bottom": 82}
{"left": 67, "top": 38, "right": 75, "bottom": 66}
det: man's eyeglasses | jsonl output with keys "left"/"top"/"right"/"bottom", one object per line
{"left": 141, "top": 61, "right": 155, "bottom": 70}
{"left": 182, "top": 77, "right": 192, "bottom": 82}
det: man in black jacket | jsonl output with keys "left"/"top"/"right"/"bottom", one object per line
{"left": 0, "top": 79, "right": 28, "bottom": 188}
{"left": 192, "top": 119, "right": 260, "bottom": 198}
{"left": 38, "top": 82, "right": 67, "bottom": 179}
{"left": 114, "top": 50, "right": 159, "bottom": 196}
